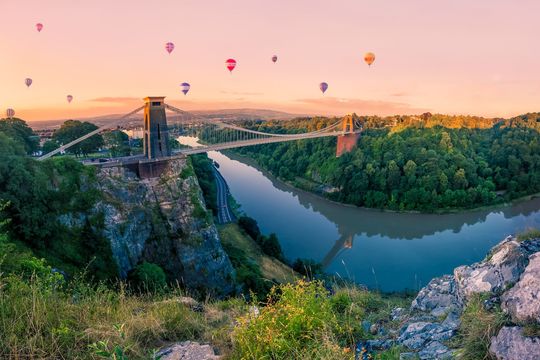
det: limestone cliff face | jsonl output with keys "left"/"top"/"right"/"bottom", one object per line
{"left": 95, "top": 158, "right": 236, "bottom": 297}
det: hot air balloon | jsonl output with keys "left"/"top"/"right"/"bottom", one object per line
{"left": 226, "top": 58, "right": 236, "bottom": 73}
{"left": 272, "top": 55, "right": 278, "bottom": 63}
{"left": 25, "top": 78, "right": 33, "bottom": 87}
{"left": 165, "top": 42, "right": 175, "bottom": 54}
{"left": 319, "top": 82, "right": 328, "bottom": 94}
{"left": 6, "top": 108, "right": 15, "bottom": 119}
{"left": 67, "top": 95, "right": 73, "bottom": 103}
{"left": 364, "top": 52, "right": 376, "bottom": 66}
{"left": 36, "top": 23, "right": 43, "bottom": 32}
{"left": 180, "top": 82, "right": 191, "bottom": 95}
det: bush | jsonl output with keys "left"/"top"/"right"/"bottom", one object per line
{"left": 260, "top": 233, "right": 284, "bottom": 260}
{"left": 127, "top": 262, "right": 167, "bottom": 293}
{"left": 238, "top": 216, "right": 261, "bottom": 240}
{"left": 292, "top": 258, "right": 324, "bottom": 279}
{"left": 517, "top": 228, "right": 540, "bottom": 242}
{"left": 232, "top": 280, "right": 353, "bottom": 359}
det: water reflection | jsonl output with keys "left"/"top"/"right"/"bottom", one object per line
{"left": 177, "top": 137, "right": 540, "bottom": 291}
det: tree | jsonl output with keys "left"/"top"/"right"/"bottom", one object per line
{"left": 261, "top": 233, "right": 284, "bottom": 260}
{"left": 0, "top": 118, "right": 39, "bottom": 154}
{"left": 103, "top": 130, "right": 130, "bottom": 157}
{"left": 42, "top": 140, "right": 60, "bottom": 155}
{"left": 52, "top": 120, "right": 104, "bottom": 157}
{"left": 238, "top": 216, "right": 261, "bottom": 240}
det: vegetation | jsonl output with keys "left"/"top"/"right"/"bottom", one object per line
{"left": 103, "top": 130, "right": 131, "bottom": 157}
{"left": 452, "top": 293, "right": 508, "bottom": 360}
{"left": 52, "top": 120, "right": 104, "bottom": 157}
{"left": 216, "top": 113, "right": 540, "bottom": 212}
{"left": 127, "top": 262, "right": 167, "bottom": 293}
{"left": 237, "top": 215, "right": 285, "bottom": 260}
{"left": 191, "top": 154, "right": 218, "bottom": 215}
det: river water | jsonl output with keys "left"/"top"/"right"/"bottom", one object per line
{"left": 179, "top": 137, "right": 540, "bottom": 292}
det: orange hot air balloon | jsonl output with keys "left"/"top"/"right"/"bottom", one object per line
{"left": 364, "top": 52, "right": 376, "bottom": 66}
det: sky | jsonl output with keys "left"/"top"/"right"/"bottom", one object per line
{"left": 1, "top": 0, "right": 539, "bottom": 121}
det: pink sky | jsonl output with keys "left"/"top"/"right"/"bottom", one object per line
{"left": 1, "top": 0, "right": 539, "bottom": 121}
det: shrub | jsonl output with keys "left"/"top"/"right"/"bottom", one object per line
{"left": 232, "top": 280, "right": 353, "bottom": 359}
{"left": 238, "top": 216, "right": 261, "bottom": 240}
{"left": 127, "top": 262, "right": 167, "bottom": 293}
{"left": 260, "top": 233, "right": 284, "bottom": 260}
{"left": 292, "top": 258, "right": 324, "bottom": 279}
{"left": 453, "top": 293, "right": 508, "bottom": 360}
{"left": 517, "top": 228, "right": 540, "bottom": 242}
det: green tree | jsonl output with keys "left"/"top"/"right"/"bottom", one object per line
{"left": 103, "top": 130, "right": 130, "bottom": 157}
{"left": 0, "top": 118, "right": 39, "bottom": 154}
{"left": 52, "top": 120, "right": 104, "bottom": 157}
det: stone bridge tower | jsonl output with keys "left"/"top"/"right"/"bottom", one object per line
{"left": 336, "top": 113, "right": 362, "bottom": 157}
{"left": 143, "top": 96, "right": 171, "bottom": 159}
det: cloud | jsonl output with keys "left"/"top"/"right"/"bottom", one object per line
{"left": 389, "top": 92, "right": 409, "bottom": 97}
{"left": 88, "top": 97, "right": 142, "bottom": 104}
{"left": 293, "top": 97, "right": 429, "bottom": 116}
{"left": 219, "top": 91, "right": 264, "bottom": 96}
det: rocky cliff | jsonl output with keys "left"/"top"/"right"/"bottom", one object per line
{"left": 94, "top": 158, "right": 236, "bottom": 297}
{"left": 359, "top": 235, "right": 540, "bottom": 359}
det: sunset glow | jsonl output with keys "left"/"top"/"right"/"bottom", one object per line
{"left": 1, "top": 0, "right": 539, "bottom": 121}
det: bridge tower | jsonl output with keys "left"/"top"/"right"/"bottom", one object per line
{"left": 336, "top": 113, "right": 362, "bottom": 157}
{"left": 143, "top": 96, "right": 171, "bottom": 159}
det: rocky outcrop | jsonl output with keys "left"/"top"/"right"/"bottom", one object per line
{"left": 156, "top": 341, "right": 221, "bottom": 360}
{"left": 501, "top": 252, "right": 540, "bottom": 323}
{"left": 454, "top": 236, "right": 529, "bottom": 303}
{"left": 390, "top": 236, "right": 540, "bottom": 359}
{"left": 489, "top": 327, "right": 540, "bottom": 360}
{"left": 96, "top": 158, "right": 236, "bottom": 296}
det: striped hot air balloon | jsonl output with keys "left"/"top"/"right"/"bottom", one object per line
{"left": 165, "top": 42, "right": 175, "bottom": 54}
{"left": 180, "top": 82, "right": 191, "bottom": 95}
{"left": 25, "top": 78, "right": 33, "bottom": 87}
{"left": 6, "top": 108, "right": 15, "bottom": 119}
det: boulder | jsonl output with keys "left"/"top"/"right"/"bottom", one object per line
{"left": 454, "top": 237, "right": 528, "bottom": 303}
{"left": 418, "top": 341, "right": 453, "bottom": 360}
{"left": 489, "top": 326, "right": 540, "bottom": 360}
{"left": 398, "top": 322, "right": 455, "bottom": 350}
{"left": 411, "top": 275, "right": 459, "bottom": 317}
{"left": 501, "top": 253, "right": 540, "bottom": 323}
{"left": 156, "top": 341, "right": 220, "bottom": 360}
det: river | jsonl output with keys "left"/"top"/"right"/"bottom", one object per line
{"left": 178, "top": 136, "right": 540, "bottom": 292}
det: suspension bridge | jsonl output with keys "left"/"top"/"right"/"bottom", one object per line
{"left": 38, "top": 97, "right": 362, "bottom": 177}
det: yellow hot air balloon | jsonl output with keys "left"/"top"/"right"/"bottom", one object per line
{"left": 364, "top": 52, "right": 376, "bottom": 66}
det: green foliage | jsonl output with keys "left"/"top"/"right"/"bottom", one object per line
{"left": 292, "top": 258, "right": 324, "bottom": 279}
{"left": 190, "top": 154, "right": 218, "bottom": 215}
{"left": 127, "top": 262, "right": 167, "bottom": 293}
{"left": 238, "top": 215, "right": 261, "bottom": 240}
{"left": 227, "top": 119, "right": 540, "bottom": 211}
{"left": 103, "top": 130, "right": 131, "bottom": 157}
{"left": 52, "top": 119, "right": 104, "bottom": 157}
{"left": 0, "top": 118, "right": 39, "bottom": 154}
{"left": 517, "top": 228, "right": 540, "bottom": 242}
{"left": 41, "top": 139, "right": 60, "bottom": 154}
{"left": 232, "top": 280, "right": 353, "bottom": 359}
{"left": 259, "top": 233, "right": 284, "bottom": 260}
{"left": 453, "top": 293, "right": 508, "bottom": 360}
{"left": 0, "top": 131, "right": 26, "bottom": 156}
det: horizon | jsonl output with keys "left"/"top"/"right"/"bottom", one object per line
{"left": 2, "top": 0, "right": 539, "bottom": 121}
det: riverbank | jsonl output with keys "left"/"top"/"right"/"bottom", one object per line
{"left": 224, "top": 150, "right": 540, "bottom": 216}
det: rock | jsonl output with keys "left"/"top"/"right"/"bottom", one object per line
{"left": 391, "top": 307, "right": 407, "bottom": 321}
{"left": 370, "top": 323, "right": 379, "bottom": 335}
{"left": 156, "top": 341, "right": 220, "bottom": 360}
{"left": 399, "top": 353, "right": 417, "bottom": 360}
{"left": 440, "top": 310, "right": 461, "bottom": 332}
{"left": 489, "top": 326, "right": 540, "bottom": 360}
{"left": 418, "top": 341, "right": 452, "bottom": 360}
{"left": 501, "top": 253, "right": 540, "bottom": 323}
{"left": 361, "top": 320, "right": 371, "bottom": 333}
{"left": 454, "top": 236, "right": 528, "bottom": 303}
{"left": 398, "top": 322, "right": 455, "bottom": 350}
{"left": 366, "top": 339, "right": 394, "bottom": 351}
{"left": 411, "top": 275, "right": 459, "bottom": 317}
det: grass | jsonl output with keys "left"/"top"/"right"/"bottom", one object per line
{"left": 517, "top": 228, "right": 540, "bottom": 242}
{"left": 451, "top": 293, "right": 508, "bottom": 360}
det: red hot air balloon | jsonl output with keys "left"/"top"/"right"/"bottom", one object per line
{"left": 36, "top": 23, "right": 43, "bottom": 32}
{"left": 6, "top": 108, "right": 15, "bottom": 119}
{"left": 180, "top": 82, "right": 191, "bottom": 95}
{"left": 226, "top": 59, "right": 236, "bottom": 73}
{"left": 319, "top": 82, "right": 328, "bottom": 94}
{"left": 272, "top": 55, "right": 278, "bottom": 63}
{"left": 165, "top": 42, "right": 174, "bottom": 54}
{"left": 25, "top": 78, "right": 33, "bottom": 87}
{"left": 67, "top": 95, "right": 73, "bottom": 103}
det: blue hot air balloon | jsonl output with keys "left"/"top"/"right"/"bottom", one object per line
{"left": 319, "top": 82, "right": 328, "bottom": 94}
{"left": 180, "top": 82, "right": 191, "bottom": 95}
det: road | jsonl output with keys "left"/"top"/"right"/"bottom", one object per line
{"left": 214, "top": 166, "right": 236, "bottom": 224}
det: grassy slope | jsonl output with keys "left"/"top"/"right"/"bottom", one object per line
{"left": 218, "top": 223, "right": 296, "bottom": 284}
